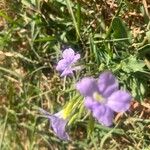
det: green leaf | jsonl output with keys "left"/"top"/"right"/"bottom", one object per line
{"left": 129, "top": 77, "right": 146, "bottom": 100}
{"left": 65, "top": 0, "right": 81, "bottom": 40}
{"left": 87, "top": 115, "right": 95, "bottom": 138}
{"left": 63, "top": 94, "right": 81, "bottom": 119}
{"left": 68, "top": 113, "right": 78, "bottom": 126}
{"left": 111, "top": 17, "right": 130, "bottom": 44}
{"left": 121, "top": 56, "right": 145, "bottom": 73}
{"left": 34, "top": 36, "right": 55, "bottom": 42}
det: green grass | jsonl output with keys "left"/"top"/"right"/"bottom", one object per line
{"left": 0, "top": 0, "right": 150, "bottom": 149}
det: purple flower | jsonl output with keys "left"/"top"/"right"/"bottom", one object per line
{"left": 40, "top": 109, "right": 69, "bottom": 140}
{"left": 76, "top": 71, "right": 132, "bottom": 126}
{"left": 56, "top": 48, "right": 81, "bottom": 77}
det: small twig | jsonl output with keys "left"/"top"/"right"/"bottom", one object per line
{"left": 141, "top": 101, "right": 150, "bottom": 109}
{"left": 63, "top": 76, "right": 66, "bottom": 91}
{"left": 142, "top": 0, "right": 150, "bottom": 19}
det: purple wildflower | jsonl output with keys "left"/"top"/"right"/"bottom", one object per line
{"left": 40, "top": 109, "right": 69, "bottom": 140}
{"left": 76, "top": 71, "right": 132, "bottom": 126}
{"left": 56, "top": 48, "right": 81, "bottom": 77}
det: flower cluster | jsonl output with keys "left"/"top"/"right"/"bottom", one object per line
{"left": 56, "top": 48, "right": 81, "bottom": 77}
{"left": 41, "top": 48, "right": 132, "bottom": 140}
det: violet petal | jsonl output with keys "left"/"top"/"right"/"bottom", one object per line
{"left": 48, "top": 115, "right": 69, "bottom": 140}
{"left": 92, "top": 104, "right": 114, "bottom": 126}
{"left": 76, "top": 77, "right": 98, "bottom": 97}
{"left": 98, "top": 71, "right": 119, "bottom": 98}
{"left": 107, "top": 90, "right": 132, "bottom": 112}
{"left": 61, "top": 67, "right": 73, "bottom": 77}
{"left": 40, "top": 109, "right": 69, "bottom": 140}
{"left": 62, "top": 48, "right": 75, "bottom": 62}
{"left": 56, "top": 59, "right": 68, "bottom": 71}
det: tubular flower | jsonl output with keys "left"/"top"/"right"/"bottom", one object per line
{"left": 56, "top": 48, "right": 81, "bottom": 77}
{"left": 41, "top": 109, "right": 69, "bottom": 140}
{"left": 76, "top": 71, "right": 132, "bottom": 126}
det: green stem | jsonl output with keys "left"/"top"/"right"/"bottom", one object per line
{"left": 0, "top": 111, "right": 8, "bottom": 149}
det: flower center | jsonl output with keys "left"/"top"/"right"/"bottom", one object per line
{"left": 93, "top": 92, "right": 105, "bottom": 103}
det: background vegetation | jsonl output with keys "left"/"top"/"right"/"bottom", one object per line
{"left": 0, "top": 0, "right": 150, "bottom": 149}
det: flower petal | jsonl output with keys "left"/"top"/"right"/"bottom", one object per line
{"left": 92, "top": 104, "right": 114, "bottom": 126}
{"left": 62, "top": 48, "right": 75, "bottom": 62}
{"left": 56, "top": 59, "right": 68, "bottom": 71}
{"left": 98, "top": 71, "right": 119, "bottom": 98}
{"left": 49, "top": 115, "right": 69, "bottom": 140}
{"left": 61, "top": 67, "right": 73, "bottom": 77}
{"left": 107, "top": 90, "right": 132, "bottom": 112}
{"left": 84, "top": 97, "right": 99, "bottom": 110}
{"left": 40, "top": 109, "right": 69, "bottom": 140}
{"left": 76, "top": 77, "right": 98, "bottom": 97}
